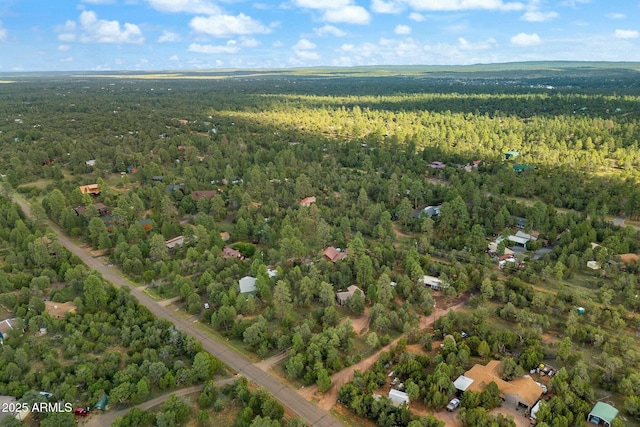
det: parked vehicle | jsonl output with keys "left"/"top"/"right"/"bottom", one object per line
{"left": 446, "top": 398, "right": 461, "bottom": 411}
{"left": 74, "top": 408, "right": 90, "bottom": 417}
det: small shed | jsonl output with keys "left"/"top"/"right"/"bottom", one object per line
{"left": 94, "top": 394, "right": 109, "bottom": 411}
{"left": 587, "top": 402, "right": 618, "bottom": 426}
{"left": 587, "top": 261, "right": 600, "bottom": 270}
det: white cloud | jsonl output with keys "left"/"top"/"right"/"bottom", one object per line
{"left": 60, "top": 56, "right": 74, "bottom": 62}
{"left": 314, "top": 25, "right": 347, "bottom": 36}
{"left": 402, "top": 0, "right": 525, "bottom": 11}
{"left": 615, "top": 29, "right": 639, "bottom": 39}
{"left": 81, "top": 0, "right": 116, "bottom": 3}
{"left": 293, "top": 0, "right": 351, "bottom": 8}
{"left": 0, "top": 21, "right": 7, "bottom": 42}
{"left": 146, "top": 0, "right": 220, "bottom": 15}
{"left": 239, "top": 37, "right": 259, "bottom": 47}
{"left": 606, "top": 13, "right": 626, "bottom": 20}
{"left": 372, "top": 0, "right": 404, "bottom": 14}
{"left": 293, "top": 0, "right": 371, "bottom": 25}
{"left": 188, "top": 42, "right": 240, "bottom": 54}
{"left": 296, "top": 50, "right": 321, "bottom": 60}
{"left": 324, "top": 6, "right": 371, "bottom": 24}
{"left": 293, "top": 38, "right": 321, "bottom": 60}
{"left": 458, "top": 36, "right": 496, "bottom": 50}
{"left": 510, "top": 32, "right": 541, "bottom": 46}
{"left": 560, "top": 0, "right": 589, "bottom": 6}
{"left": 169, "top": 55, "right": 179, "bottom": 61}
{"left": 395, "top": 24, "right": 411, "bottom": 34}
{"left": 294, "top": 38, "right": 317, "bottom": 50}
{"left": 409, "top": 12, "right": 425, "bottom": 21}
{"left": 521, "top": 10, "right": 558, "bottom": 21}
{"left": 58, "top": 44, "right": 71, "bottom": 51}
{"left": 189, "top": 14, "right": 271, "bottom": 37}
{"left": 56, "top": 20, "right": 77, "bottom": 42}
{"left": 73, "top": 11, "right": 143, "bottom": 43}
{"left": 158, "top": 30, "right": 180, "bottom": 42}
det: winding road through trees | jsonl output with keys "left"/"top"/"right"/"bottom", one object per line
{"left": 12, "top": 195, "right": 343, "bottom": 427}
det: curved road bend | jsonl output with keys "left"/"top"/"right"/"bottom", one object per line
{"left": 13, "top": 196, "right": 343, "bottom": 427}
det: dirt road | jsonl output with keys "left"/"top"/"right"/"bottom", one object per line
{"left": 12, "top": 195, "right": 343, "bottom": 427}
{"left": 299, "top": 301, "right": 466, "bottom": 411}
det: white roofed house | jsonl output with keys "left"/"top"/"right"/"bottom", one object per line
{"left": 421, "top": 275, "right": 444, "bottom": 290}
{"left": 388, "top": 389, "right": 410, "bottom": 406}
{"left": 239, "top": 276, "right": 257, "bottom": 294}
{"left": 506, "top": 230, "right": 537, "bottom": 248}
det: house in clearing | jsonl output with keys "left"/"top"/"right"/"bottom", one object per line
{"left": 456, "top": 360, "right": 543, "bottom": 411}
{"left": 300, "top": 196, "right": 316, "bottom": 207}
{"left": 587, "top": 402, "right": 618, "bottom": 427}
{"left": 45, "top": 301, "right": 77, "bottom": 319}
{"left": 429, "top": 161, "right": 446, "bottom": 169}
{"left": 388, "top": 389, "right": 410, "bottom": 407}
{"left": 336, "top": 285, "right": 362, "bottom": 305}
{"left": 421, "top": 275, "right": 444, "bottom": 290}
{"left": 222, "top": 246, "right": 244, "bottom": 260}
{"left": 79, "top": 184, "right": 100, "bottom": 195}
{"left": 505, "top": 230, "right": 538, "bottom": 247}
{"left": 323, "top": 247, "right": 346, "bottom": 263}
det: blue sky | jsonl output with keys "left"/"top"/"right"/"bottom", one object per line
{"left": 1, "top": 0, "right": 639, "bottom": 71}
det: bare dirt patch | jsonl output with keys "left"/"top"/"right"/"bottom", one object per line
{"left": 392, "top": 223, "right": 414, "bottom": 239}
{"left": 345, "top": 309, "right": 370, "bottom": 335}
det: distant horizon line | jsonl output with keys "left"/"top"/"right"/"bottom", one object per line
{"left": 2, "top": 60, "right": 640, "bottom": 75}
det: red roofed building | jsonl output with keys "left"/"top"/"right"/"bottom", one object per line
{"left": 300, "top": 196, "right": 316, "bottom": 207}
{"left": 323, "top": 247, "right": 346, "bottom": 263}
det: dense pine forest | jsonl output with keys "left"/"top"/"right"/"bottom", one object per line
{"left": 0, "top": 63, "right": 639, "bottom": 427}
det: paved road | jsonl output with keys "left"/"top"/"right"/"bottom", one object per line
{"left": 13, "top": 195, "right": 343, "bottom": 427}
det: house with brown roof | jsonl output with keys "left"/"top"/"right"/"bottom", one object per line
{"left": 336, "top": 285, "right": 362, "bottom": 305}
{"left": 618, "top": 253, "right": 639, "bottom": 265}
{"left": 300, "top": 196, "right": 316, "bottom": 207}
{"left": 323, "top": 247, "right": 346, "bottom": 263}
{"left": 79, "top": 184, "right": 100, "bottom": 195}
{"left": 74, "top": 202, "right": 109, "bottom": 217}
{"left": 455, "top": 360, "right": 543, "bottom": 410}
{"left": 45, "top": 301, "right": 77, "bottom": 319}
{"left": 222, "top": 246, "right": 244, "bottom": 260}
{"left": 191, "top": 190, "right": 218, "bottom": 201}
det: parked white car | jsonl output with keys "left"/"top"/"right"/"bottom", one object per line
{"left": 447, "top": 398, "right": 461, "bottom": 411}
